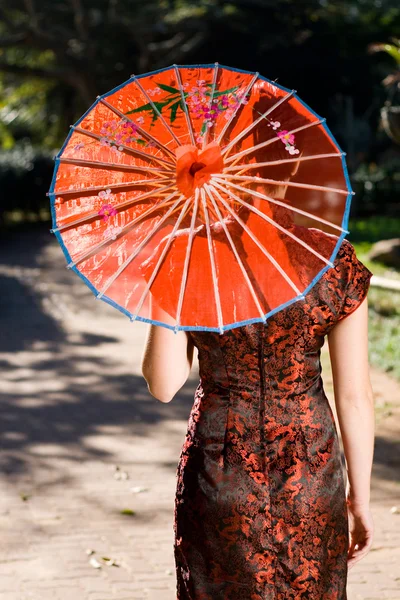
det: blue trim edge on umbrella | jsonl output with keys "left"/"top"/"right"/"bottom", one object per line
{"left": 48, "top": 63, "right": 354, "bottom": 333}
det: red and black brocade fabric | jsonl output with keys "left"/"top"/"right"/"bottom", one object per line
{"left": 173, "top": 238, "right": 372, "bottom": 600}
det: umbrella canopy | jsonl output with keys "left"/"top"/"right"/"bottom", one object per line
{"left": 48, "top": 63, "right": 353, "bottom": 333}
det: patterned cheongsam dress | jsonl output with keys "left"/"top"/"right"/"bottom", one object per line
{"left": 173, "top": 237, "right": 373, "bottom": 600}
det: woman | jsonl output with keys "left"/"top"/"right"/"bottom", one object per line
{"left": 141, "top": 235, "right": 374, "bottom": 600}
{"left": 141, "top": 87, "right": 375, "bottom": 599}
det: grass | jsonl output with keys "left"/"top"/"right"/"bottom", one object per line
{"left": 368, "top": 309, "right": 400, "bottom": 379}
{"left": 348, "top": 216, "right": 400, "bottom": 243}
{"left": 347, "top": 217, "right": 400, "bottom": 379}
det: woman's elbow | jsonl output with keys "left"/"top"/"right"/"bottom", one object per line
{"left": 147, "top": 383, "right": 175, "bottom": 403}
{"left": 142, "top": 370, "right": 186, "bottom": 403}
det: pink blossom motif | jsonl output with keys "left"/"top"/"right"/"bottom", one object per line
{"left": 277, "top": 130, "right": 295, "bottom": 145}
{"left": 187, "top": 84, "right": 248, "bottom": 137}
{"left": 276, "top": 129, "right": 300, "bottom": 154}
{"left": 270, "top": 120, "right": 281, "bottom": 130}
{"left": 98, "top": 188, "right": 112, "bottom": 201}
{"left": 136, "top": 116, "right": 145, "bottom": 125}
{"left": 100, "top": 118, "right": 140, "bottom": 149}
{"left": 147, "top": 87, "right": 161, "bottom": 97}
{"left": 98, "top": 204, "right": 117, "bottom": 221}
{"left": 73, "top": 141, "right": 85, "bottom": 151}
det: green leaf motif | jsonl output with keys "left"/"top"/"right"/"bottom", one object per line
{"left": 124, "top": 83, "right": 242, "bottom": 129}
{"left": 156, "top": 82, "right": 181, "bottom": 95}
{"left": 126, "top": 103, "right": 154, "bottom": 114}
{"left": 212, "top": 86, "right": 240, "bottom": 98}
{"left": 170, "top": 102, "right": 180, "bottom": 123}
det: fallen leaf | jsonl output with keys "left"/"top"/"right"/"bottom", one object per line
{"left": 101, "top": 556, "right": 119, "bottom": 567}
{"left": 89, "top": 557, "right": 102, "bottom": 569}
{"left": 120, "top": 508, "right": 135, "bottom": 516}
{"left": 130, "top": 486, "right": 149, "bottom": 493}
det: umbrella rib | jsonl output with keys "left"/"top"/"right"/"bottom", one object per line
{"left": 207, "top": 183, "right": 303, "bottom": 296}
{"left": 130, "top": 194, "right": 194, "bottom": 322}
{"left": 67, "top": 192, "right": 180, "bottom": 268}
{"left": 211, "top": 178, "right": 348, "bottom": 233}
{"left": 215, "top": 71, "right": 259, "bottom": 145}
{"left": 224, "top": 118, "right": 325, "bottom": 165}
{"left": 221, "top": 90, "right": 296, "bottom": 156}
{"left": 173, "top": 64, "right": 196, "bottom": 146}
{"left": 202, "top": 62, "right": 220, "bottom": 150}
{"left": 98, "top": 97, "right": 177, "bottom": 160}
{"left": 203, "top": 183, "right": 267, "bottom": 321}
{"left": 57, "top": 156, "right": 173, "bottom": 177}
{"left": 71, "top": 125, "right": 175, "bottom": 168}
{"left": 211, "top": 181, "right": 334, "bottom": 267}
{"left": 131, "top": 75, "right": 182, "bottom": 146}
{"left": 48, "top": 178, "right": 172, "bottom": 198}
{"left": 97, "top": 193, "right": 185, "bottom": 299}
{"left": 174, "top": 188, "right": 200, "bottom": 331}
{"left": 52, "top": 182, "right": 176, "bottom": 233}
{"left": 200, "top": 187, "right": 224, "bottom": 333}
{"left": 224, "top": 152, "right": 345, "bottom": 172}
{"left": 216, "top": 173, "right": 352, "bottom": 196}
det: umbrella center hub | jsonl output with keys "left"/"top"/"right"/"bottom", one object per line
{"left": 176, "top": 142, "right": 224, "bottom": 198}
{"left": 189, "top": 161, "right": 207, "bottom": 176}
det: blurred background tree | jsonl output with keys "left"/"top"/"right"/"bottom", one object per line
{"left": 0, "top": 0, "right": 399, "bottom": 222}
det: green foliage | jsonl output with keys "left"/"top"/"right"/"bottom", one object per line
{"left": 369, "top": 306, "right": 400, "bottom": 379}
{"left": 0, "top": 141, "right": 53, "bottom": 223}
{"left": 348, "top": 216, "right": 400, "bottom": 243}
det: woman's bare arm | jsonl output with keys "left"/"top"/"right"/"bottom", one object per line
{"left": 141, "top": 295, "right": 195, "bottom": 403}
{"left": 327, "top": 297, "right": 375, "bottom": 505}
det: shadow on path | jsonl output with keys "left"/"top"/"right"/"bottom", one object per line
{"left": 0, "top": 224, "right": 196, "bottom": 481}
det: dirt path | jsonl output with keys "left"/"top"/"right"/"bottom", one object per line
{"left": 0, "top": 226, "right": 399, "bottom": 600}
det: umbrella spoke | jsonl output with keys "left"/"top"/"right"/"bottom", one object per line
{"left": 207, "top": 183, "right": 303, "bottom": 297}
{"left": 212, "top": 178, "right": 349, "bottom": 234}
{"left": 203, "top": 183, "right": 267, "bottom": 321}
{"left": 52, "top": 182, "right": 176, "bottom": 233}
{"left": 221, "top": 90, "right": 295, "bottom": 156}
{"left": 224, "top": 118, "right": 325, "bottom": 165}
{"left": 215, "top": 71, "right": 259, "bottom": 144}
{"left": 130, "top": 194, "right": 194, "bottom": 323}
{"left": 200, "top": 188, "right": 225, "bottom": 333}
{"left": 173, "top": 64, "right": 196, "bottom": 146}
{"left": 57, "top": 156, "right": 173, "bottom": 177}
{"left": 131, "top": 75, "right": 182, "bottom": 147}
{"left": 224, "top": 152, "right": 345, "bottom": 172}
{"left": 210, "top": 181, "right": 334, "bottom": 267}
{"left": 97, "top": 193, "right": 185, "bottom": 299}
{"left": 202, "top": 62, "right": 220, "bottom": 150}
{"left": 174, "top": 188, "right": 200, "bottom": 331}
{"left": 48, "top": 178, "right": 172, "bottom": 199}
{"left": 67, "top": 192, "right": 180, "bottom": 268}
{"left": 98, "top": 97, "right": 177, "bottom": 160}
{"left": 71, "top": 125, "right": 175, "bottom": 168}
{"left": 216, "top": 173, "right": 351, "bottom": 195}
